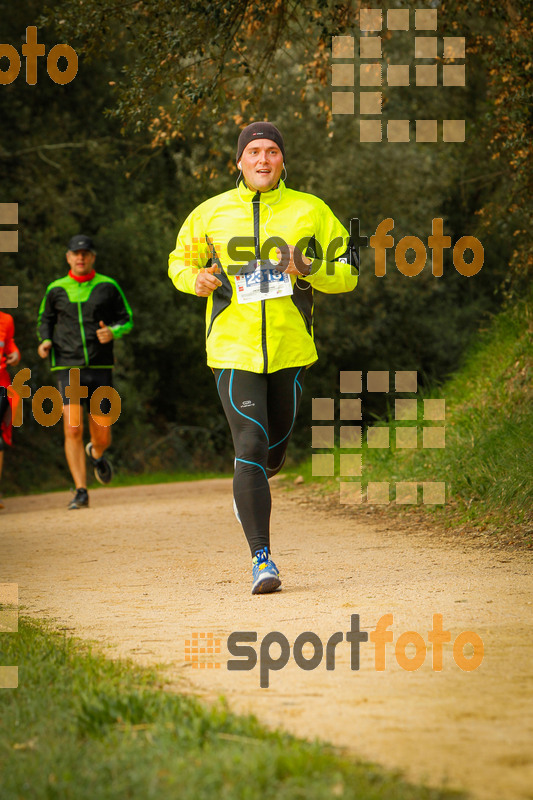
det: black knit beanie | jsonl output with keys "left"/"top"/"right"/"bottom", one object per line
{"left": 236, "top": 122, "right": 285, "bottom": 164}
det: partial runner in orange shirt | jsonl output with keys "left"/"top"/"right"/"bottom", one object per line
{"left": 0, "top": 310, "right": 21, "bottom": 509}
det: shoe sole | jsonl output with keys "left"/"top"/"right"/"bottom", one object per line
{"left": 94, "top": 461, "right": 113, "bottom": 485}
{"left": 86, "top": 443, "right": 113, "bottom": 485}
{"left": 252, "top": 576, "right": 282, "bottom": 594}
{"left": 68, "top": 503, "right": 89, "bottom": 510}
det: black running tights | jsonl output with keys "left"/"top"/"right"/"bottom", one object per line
{"left": 213, "top": 367, "right": 305, "bottom": 556}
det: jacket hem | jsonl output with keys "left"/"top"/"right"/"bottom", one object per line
{"left": 50, "top": 364, "right": 115, "bottom": 371}
{"left": 206, "top": 358, "right": 317, "bottom": 373}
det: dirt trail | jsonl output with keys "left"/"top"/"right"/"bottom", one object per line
{"left": 1, "top": 479, "right": 532, "bottom": 799}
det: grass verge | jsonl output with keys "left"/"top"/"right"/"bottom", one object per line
{"left": 2, "top": 469, "right": 232, "bottom": 497}
{"left": 285, "top": 297, "right": 532, "bottom": 546}
{"left": 0, "top": 618, "right": 465, "bottom": 799}
{"left": 92, "top": 469, "right": 233, "bottom": 490}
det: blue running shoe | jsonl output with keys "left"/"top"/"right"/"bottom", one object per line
{"left": 252, "top": 547, "right": 281, "bottom": 594}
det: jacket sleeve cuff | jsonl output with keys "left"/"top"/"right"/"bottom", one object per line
{"left": 170, "top": 266, "right": 199, "bottom": 295}
{"left": 109, "top": 321, "right": 133, "bottom": 339}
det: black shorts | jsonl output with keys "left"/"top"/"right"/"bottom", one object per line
{"left": 55, "top": 368, "right": 113, "bottom": 414}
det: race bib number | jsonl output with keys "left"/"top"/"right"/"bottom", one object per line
{"left": 234, "top": 263, "right": 293, "bottom": 304}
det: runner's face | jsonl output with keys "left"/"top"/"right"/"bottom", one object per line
{"left": 66, "top": 249, "right": 96, "bottom": 276}
{"left": 240, "top": 139, "right": 284, "bottom": 192}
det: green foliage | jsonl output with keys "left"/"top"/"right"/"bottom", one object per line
{"left": 39, "top": 1, "right": 336, "bottom": 137}
{"left": 1, "top": 0, "right": 529, "bottom": 497}
{"left": 437, "top": 294, "right": 532, "bottom": 526}
{"left": 295, "top": 295, "right": 532, "bottom": 540}
{"left": 439, "top": 0, "right": 533, "bottom": 294}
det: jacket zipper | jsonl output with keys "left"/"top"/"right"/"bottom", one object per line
{"left": 77, "top": 284, "right": 89, "bottom": 366}
{"left": 252, "top": 191, "right": 268, "bottom": 373}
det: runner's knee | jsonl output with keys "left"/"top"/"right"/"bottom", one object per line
{"left": 266, "top": 451, "right": 286, "bottom": 477}
{"left": 235, "top": 427, "right": 268, "bottom": 466}
{"left": 64, "top": 421, "right": 83, "bottom": 441}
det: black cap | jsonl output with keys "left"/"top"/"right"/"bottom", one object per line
{"left": 236, "top": 122, "right": 285, "bottom": 164}
{"left": 67, "top": 234, "right": 95, "bottom": 253}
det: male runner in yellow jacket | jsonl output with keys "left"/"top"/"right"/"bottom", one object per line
{"left": 169, "top": 121, "right": 357, "bottom": 594}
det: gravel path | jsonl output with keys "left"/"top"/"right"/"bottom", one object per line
{"left": 1, "top": 479, "right": 532, "bottom": 799}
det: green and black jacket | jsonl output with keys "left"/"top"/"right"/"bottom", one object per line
{"left": 37, "top": 271, "right": 133, "bottom": 370}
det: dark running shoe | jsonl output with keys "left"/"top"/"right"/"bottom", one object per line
{"left": 68, "top": 488, "right": 89, "bottom": 510}
{"left": 85, "top": 442, "right": 114, "bottom": 485}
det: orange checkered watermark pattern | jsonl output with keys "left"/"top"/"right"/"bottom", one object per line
{"left": 184, "top": 631, "right": 222, "bottom": 669}
{"left": 183, "top": 237, "right": 223, "bottom": 270}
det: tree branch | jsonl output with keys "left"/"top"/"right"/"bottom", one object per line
{"left": 458, "top": 171, "right": 508, "bottom": 185}
{"left": 0, "top": 139, "right": 143, "bottom": 158}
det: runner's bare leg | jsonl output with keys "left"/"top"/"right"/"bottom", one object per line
{"left": 63, "top": 403, "right": 87, "bottom": 489}
{"left": 88, "top": 413, "right": 111, "bottom": 460}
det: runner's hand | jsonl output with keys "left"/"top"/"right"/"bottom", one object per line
{"left": 195, "top": 265, "right": 222, "bottom": 297}
{"left": 274, "top": 245, "right": 312, "bottom": 276}
{"left": 38, "top": 340, "right": 52, "bottom": 358}
{"left": 97, "top": 321, "right": 114, "bottom": 343}
{"left": 6, "top": 351, "right": 20, "bottom": 366}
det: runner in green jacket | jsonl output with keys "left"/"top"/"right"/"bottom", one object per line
{"left": 38, "top": 234, "right": 133, "bottom": 509}
{"left": 169, "top": 122, "right": 357, "bottom": 593}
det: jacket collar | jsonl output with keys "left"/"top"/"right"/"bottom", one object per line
{"left": 68, "top": 269, "right": 96, "bottom": 283}
{"left": 237, "top": 178, "right": 286, "bottom": 204}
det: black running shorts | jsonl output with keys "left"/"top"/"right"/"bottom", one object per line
{"left": 55, "top": 368, "right": 113, "bottom": 414}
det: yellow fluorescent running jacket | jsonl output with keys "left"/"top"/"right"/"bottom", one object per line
{"left": 168, "top": 180, "right": 358, "bottom": 373}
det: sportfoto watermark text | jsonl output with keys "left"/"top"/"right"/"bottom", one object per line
{"left": 0, "top": 27, "right": 78, "bottom": 86}
{"left": 186, "top": 217, "right": 484, "bottom": 284}
{"left": 225, "top": 614, "right": 484, "bottom": 688}
{"left": 6, "top": 368, "right": 120, "bottom": 427}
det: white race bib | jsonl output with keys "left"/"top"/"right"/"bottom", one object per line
{"left": 234, "top": 263, "right": 293, "bottom": 304}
